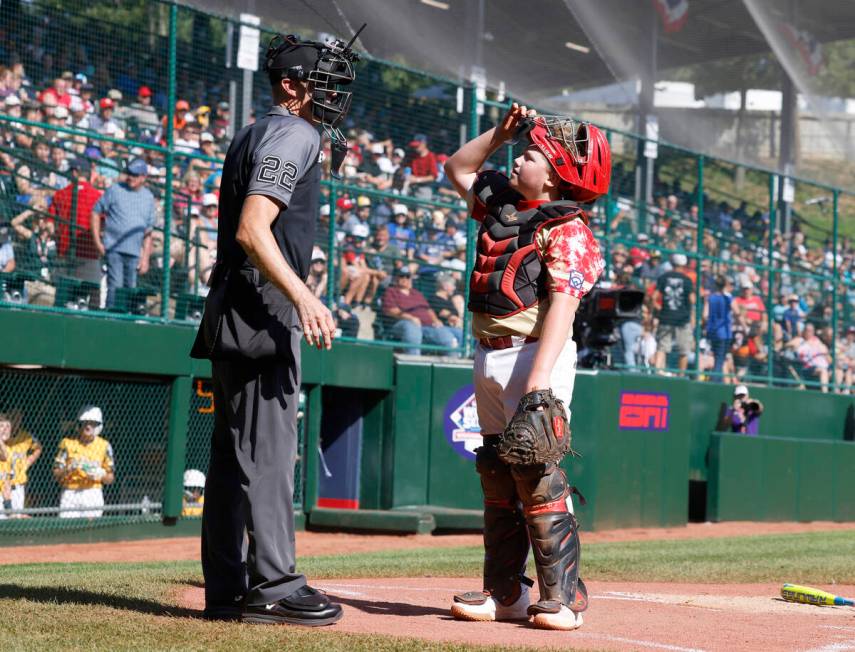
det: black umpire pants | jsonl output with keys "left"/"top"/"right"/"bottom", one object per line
{"left": 201, "top": 329, "right": 305, "bottom": 608}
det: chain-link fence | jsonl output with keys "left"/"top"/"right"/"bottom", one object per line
{"left": 185, "top": 379, "right": 306, "bottom": 517}
{"left": 0, "top": 366, "right": 169, "bottom": 535}
{"left": 0, "top": 0, "right": 853, "bottom": 388}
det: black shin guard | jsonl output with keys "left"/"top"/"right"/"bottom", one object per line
{"left": 476, "top": 438, "right": 530, "bottom": 605}
{"left": 512, "top": 463, "right": 585, "bottom": 612}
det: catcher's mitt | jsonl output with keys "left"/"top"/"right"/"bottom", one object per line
{"left": 497, "top": 389, "right": 573, "bottom": 465}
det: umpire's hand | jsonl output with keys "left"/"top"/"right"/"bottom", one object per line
{"left": 295, "top": 288, "right": 337, "bottom": 350}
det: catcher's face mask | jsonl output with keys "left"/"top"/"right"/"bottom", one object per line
{"left": 516, "top": 116, "right": 611, "bottom": 203}
{"left": 264, "top": 28, "right": 364, "bottom": 178}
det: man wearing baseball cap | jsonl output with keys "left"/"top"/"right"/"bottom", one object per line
{"left": 91, "top": 158, "right": 156, "bottom": 309}
{"left": 724, "top": 384, "right": 764, "bottom": 435}
{"left": 125, "top": 85, "right": 159, "bottom": 131}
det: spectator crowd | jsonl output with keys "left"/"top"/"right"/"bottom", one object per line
{"left": 0, "top": 46, "right": 853, "bottom": 391}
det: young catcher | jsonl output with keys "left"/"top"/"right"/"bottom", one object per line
{"left": 443, "top": 104, "right": 610, "bottom": 631}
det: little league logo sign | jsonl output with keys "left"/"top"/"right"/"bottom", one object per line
{"left": 443, "top": 385, "right": 481, "bottom": 460}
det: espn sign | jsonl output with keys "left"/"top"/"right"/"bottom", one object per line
{"left": 618, "top": 392, "right": 670, "bottom": 431}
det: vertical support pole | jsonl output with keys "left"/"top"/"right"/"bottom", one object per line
{"left": 69, "top": 178, "right": 79, "bottom": 261}
{"left": 326, "top": 184, "right": 337, "bottom": 310}
{"left": 693, "top": 155, "right": 704, "bottom": 377}
{"left": 766, "top": 173, "right": 777, "bottom": 383}
{"left": 504, "top": 96, "right": 514, "bottom": 176}
{"left": 162, "top": 374, "right": 191, "bottom": 523}
{"left": 603, "top": 129, "right": 613, "bottom": 280}
{"left": 462, "top": 84, "right": 479, "bottom": 358}
{"left": 303, "top": 384, "right": 322, "bottom": 514}
{"left": 160, "top": 2, "right": 177, "bottom": 320}
{"left": 831, "top": 189, "right": 839, "bottom": 390}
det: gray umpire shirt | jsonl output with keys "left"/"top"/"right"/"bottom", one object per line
{"left": 191, "top": 106, "right": 321, "bottom": 360}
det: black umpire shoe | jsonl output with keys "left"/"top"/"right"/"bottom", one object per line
{"left": 202, "top": 594, "right": 245, "bottom": 621}
{"left": 242, "top": 585, "right": 343, "bottom": 626}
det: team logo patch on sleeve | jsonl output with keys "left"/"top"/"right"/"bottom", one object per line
{"left": 569, "top": 270, "right": 584, "bottom": 289}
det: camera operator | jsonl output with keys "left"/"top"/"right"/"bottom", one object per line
{"left": 724, "top": 384, "right": 764, "bottom": 435}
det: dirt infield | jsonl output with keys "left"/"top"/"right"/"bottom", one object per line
{"left": 5, "top": 520, "right": 855, "bottom": 565}
{"left": 177, "top": 578, "right": 855, "bottom": 651}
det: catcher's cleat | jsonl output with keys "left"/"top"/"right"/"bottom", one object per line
{"left": 450, "top": 584, "right": 530, "bottom": 622}
{"left": 528, "top": 601, "right": 584, "bottom": 631}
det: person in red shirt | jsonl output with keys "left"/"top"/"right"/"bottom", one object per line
{"left": 406, "top": 134, "right": 438, "bottom": 199}
{"left": 732, "top": 282, "right": 766, "bottom": 327}
{"left": 38, "top": 78, "right": 72, "bottom": 109}
{"left": 48, "top": 158, "right": 103, "bottom": 284}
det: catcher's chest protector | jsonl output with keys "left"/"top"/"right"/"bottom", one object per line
{"left": 468, "top": 190, "right": 586, "bottom": 317}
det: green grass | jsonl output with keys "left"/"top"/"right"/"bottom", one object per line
{"left": 1, "top": 529, "right": 853, "bottom": 651}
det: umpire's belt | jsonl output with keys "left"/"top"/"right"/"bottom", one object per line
{"left": 479, "top": 335, "right": 539, "bottom": 350}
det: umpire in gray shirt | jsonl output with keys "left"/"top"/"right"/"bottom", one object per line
{"left": 191, "top": 33, "right": 360, "bottom": 626}
{"left": 91, "top": 157, "right": 156, "bottom": 309}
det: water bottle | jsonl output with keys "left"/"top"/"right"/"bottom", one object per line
{"left": 141, "top": 495, "right": 151, "bottom": 515}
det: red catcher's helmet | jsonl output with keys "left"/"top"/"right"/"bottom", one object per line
{"left": 527, "top": 117, "right": 611, "bottom": 203}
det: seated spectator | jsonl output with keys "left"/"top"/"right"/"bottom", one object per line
{"left": 306, "top": 246, "right": 328, "bottom": 299}
{"left": 430, "top": 272, "right": 464, "bottom": 331}
{"left": 732, "top": 281, "right": 766, "bottom": 328}
{"left": 188, "top": 192, "right": 218, "bottom": 288}
{"left": 797, "top": 322, "right": 831, "bottom": 392}
{"left": 381, "top": 268, "right": 460, "bottom": 355}
{"left": 0, "top": 225, "right": 16, "bottom": 273}
{"left": 365, "top": 225, "right": 402, "bottom": 286}
{"left": 89, "top": 97, "right": 120, "bottom": 136}
{"left": 360, "top": 142, "right": 394, "bottom": 190}
{"left": 781, "top": 294, "right": 803, "bottom": 339}
{"left": 388, "top": 203, "right": 416, "bottom": 257}
{"left": 53, "top": 405, "right": 115, "bottom": 519}
{"left": 339, "top": 235, "right": 372, "bottom": 306}
{"left": 11, "top": 197, "right": 57, "bottom": 284}
{"left": 123, "top": 85, "right": 159, "bottom": 133}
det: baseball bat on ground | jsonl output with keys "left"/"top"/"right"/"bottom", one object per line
{"left": 781, "top": 584, "right": 855, "bottom": 607}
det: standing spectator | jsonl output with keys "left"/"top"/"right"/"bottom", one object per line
{"left": 91, "top": 158, "right": 156, "bottom": 309}
{"left": 705, "top": 275, "right": 733, "bottom": 381}
{"left": 4, "top": 410, "right": 42, "bottom": 516}
{"left": 53, "top": 405, "right": 115, "bottom": 519}
{"left": 49, "top": 158, "right": 103, "bottom": 297}
{"left": 653, "top": 253, "right": 694, "bottom": 373}
{"left": 381, "top": 268, "right": 460, "bottom": 354}
{"left": 406, "top": 134, "right": 438, "bottom": 199}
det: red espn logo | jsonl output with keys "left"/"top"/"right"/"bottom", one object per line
{"left": 618, "top": 392, "right": 670, "bottom": 431}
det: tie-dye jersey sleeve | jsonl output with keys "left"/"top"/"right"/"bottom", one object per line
{"left": 539, "top": 219, "right": 605, "bottom": 299}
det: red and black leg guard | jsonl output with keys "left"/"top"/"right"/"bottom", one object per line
{"left": 475, "top": 436, "right": 532, "bottom": 605}
{"left": 511, "top": 462, "right": 587, "bottom": 613}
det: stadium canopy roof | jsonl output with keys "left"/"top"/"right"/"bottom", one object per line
{"left": 183, "top": 0, "right": 855, "bottom": 100}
